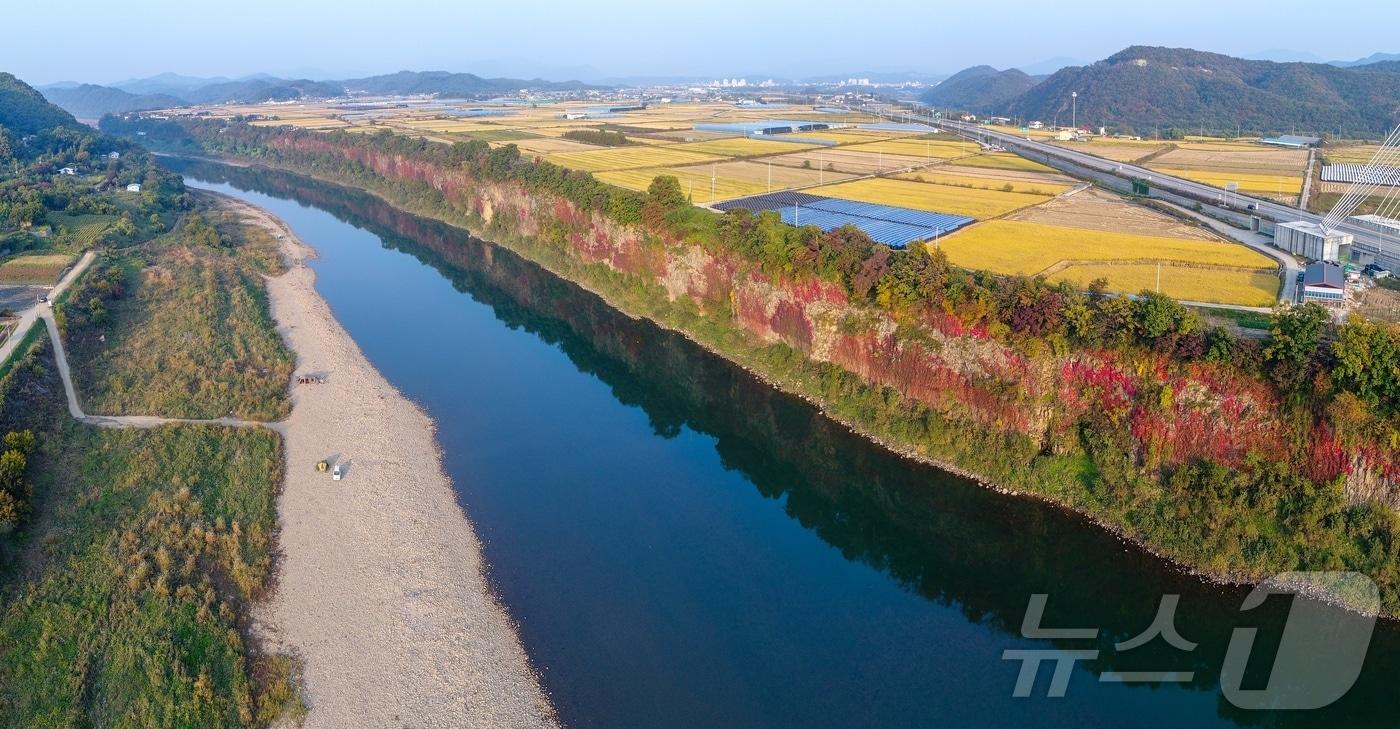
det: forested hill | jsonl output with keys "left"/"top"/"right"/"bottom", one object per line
{"left": 1, "top": 73, "right": 82, "bottom": 135}
{"left": 1001, "top": 46, "right": 1400, "bottom": 136}
{"left": 919, "top": 66, "right": 1037, "bottom": 113}
{"left": 39, "top": 84, "right": 183, "bottom": 120}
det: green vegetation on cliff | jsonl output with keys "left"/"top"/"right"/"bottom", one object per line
{"left": 116, "top": 118, "right": 1400, "bottom": 614}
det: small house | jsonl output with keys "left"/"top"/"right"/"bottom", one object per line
{"left": 1302, "top": 261, "right": 1346, "bottom": 306}
{"left": 59, "top": 167, "right": 76, "bottom": 175}
{"left": 107, "top": 151, "right": 120, "bottom": 160}
{"left": 1029, "top": 121, "right": 1044, "bottom": 130}
{"left": 126, "top": 183, "right": 142, "bottom": 192}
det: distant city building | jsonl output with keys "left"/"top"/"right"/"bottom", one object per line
{"left": 1260, "top": 134, "right": 1321, "bottom": 149}
{"left": 1301, "top": 261, "right": 1347, "bottom": 306}
{"left": 1276, "top": 220, "right": 1351, "bottom": 262}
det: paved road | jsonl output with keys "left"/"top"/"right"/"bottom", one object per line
{"left": 0, "top": 251, "right": 96, "bottom": 369}
{"left": 878, "top": 108, "right": 1400, "bottom": 267}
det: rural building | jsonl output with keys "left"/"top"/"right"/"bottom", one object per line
{"left": 126, "top": 183, "right": 142, "bottom": 192}
{"left": 693, "top": 119, "right": 834, "bottom": 137}
{"left": 107, "top": 151, "right": 120, "bottom": 160}
{"left": 1260, "top": 134, "right": 1321, "bottom": 149}
{"left": 59, "top": 167, "right": 76, "bottom": 175}
{"left": 1275, "top": 220, "right": 1351, "bottom": 262}
{"left": 1301, "top": 261, "right": 1347, "bottom": 306}
{"left": 1029, "top": 121, "right": 1044, "bottom": 130}
{"left": 1055, "top": 129, "right": 1079, "bottom": 141}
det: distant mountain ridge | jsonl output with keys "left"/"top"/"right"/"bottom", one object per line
{"left": 1333, "top": 52, "right": 1400, "bottom": 68}
{"left": 39, "top": 70, "right": 606, "bottom": 119}
{"left": 919, "top": 66, "right": 1037, "bottom": 112}
{"left": 338, "top": 70, "right": 598, "bottom": 96}
{"left": 933, "top": 46, "right": 1400, "bottom": 136}
{"left": 40, "top": 84, "right": 183, "bottom": 120}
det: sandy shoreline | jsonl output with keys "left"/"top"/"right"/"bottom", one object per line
{"left": 220, "top": 195, "right": 559, "bottom": 728}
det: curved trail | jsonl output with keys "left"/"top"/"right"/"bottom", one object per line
{"left": 40, "top": 308, "right": 284, "bottom": 432}
{"left": 31, "top": 194, "right": 557, "bottom": 728}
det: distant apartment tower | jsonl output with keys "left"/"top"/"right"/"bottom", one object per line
{"left": 1275, "top": 221, "right": 1351, "bottom": 262}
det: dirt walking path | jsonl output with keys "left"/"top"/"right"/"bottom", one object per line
{"left": 35, "top": 195, "right": 558, "bottom": 727}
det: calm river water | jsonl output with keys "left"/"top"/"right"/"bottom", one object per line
{"left": 178, "top": 160, "right": 1400, "bottom": 729}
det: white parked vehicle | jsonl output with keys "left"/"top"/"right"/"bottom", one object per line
{"left": 332, "top": 464, "right": 343, "bottom": 481}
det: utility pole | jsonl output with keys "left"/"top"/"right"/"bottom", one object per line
{"left": 1071, "top": 91, "right": 1077, "bottom": 131}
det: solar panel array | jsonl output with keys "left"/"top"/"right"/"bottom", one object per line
{"left": 714, "top": 191, "right": 974, "bottom": 248}
{"left": 1321, "top": 164, "right": 1400, "bottom": 185}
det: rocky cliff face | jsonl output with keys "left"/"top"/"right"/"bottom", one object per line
{"left": 266, "top": 133, "right": 1400, "bottom": 507}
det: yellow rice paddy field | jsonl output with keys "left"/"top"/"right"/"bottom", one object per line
{"left": 895, "top": 169, "right": 1073, "bottom": 196}
{"left": 955, "top": 153, "right": 1058, "bottom": 173}
{"left": 810, "top": 178, "right": 1054, "bottom": 219}
{"left": 0, "top": 254, "right": 75, "bottom": 285}
{"left": 1048, "top": 264, "right": 1279, "bottom": 306}
{"left": 1054, "top": 139, "right": 1173, "bottom": 162}
{"left": 672, "top": 137, "right": 812, "bottom": 157}
{"left": 1146, "top": 166, "right": 1304, "bottom": 197}
{"left": 938, "top": 220, "right": 1275, "bottom": 276}
{"left": 545, "top": 146, "right": 724, "bottom": 172}
{"left": 840, "top": 138, "right": 981, "bottom": 160}
{"left": 764, "top": 149, "right": 928, "bottom": 176}
{"left": 1324, "top": 144, "right": 1385, "bottom": 164}
{"left": 595, "top": 167, "right": 770, "bottom": 204}
{"left": 785, "top": 130, "right": 904, "bottom": 145}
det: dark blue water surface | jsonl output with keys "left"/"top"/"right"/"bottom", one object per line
{"left": 179, "top": 161, "right": 1400, "bottom": 729}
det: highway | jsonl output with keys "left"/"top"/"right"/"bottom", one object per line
{"left": 875, "top": 107, "right": 1400, "bottom": 268}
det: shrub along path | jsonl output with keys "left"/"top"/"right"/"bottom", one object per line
{"left": 40, "top": 308, "right": 284, "bottom": 432}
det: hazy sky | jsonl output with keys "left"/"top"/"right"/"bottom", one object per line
{"left": 5, "top": 0, "right": 1398, "bottom": 85}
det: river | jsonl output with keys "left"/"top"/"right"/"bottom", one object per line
{"left": 177, "top": 160, "right": 1400, "bottom": 729}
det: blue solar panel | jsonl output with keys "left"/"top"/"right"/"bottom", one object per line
{"left": 714, "top": 191, "right": 826, "bottom": 212}
{"left": 782, "top": 209, "right": 937, "bottom": 247}
{"left": 714, "top": 191, "right": 975, "bottom": 248}
{"left": 801, "top": 198, "right": 973, "bottom": 235}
